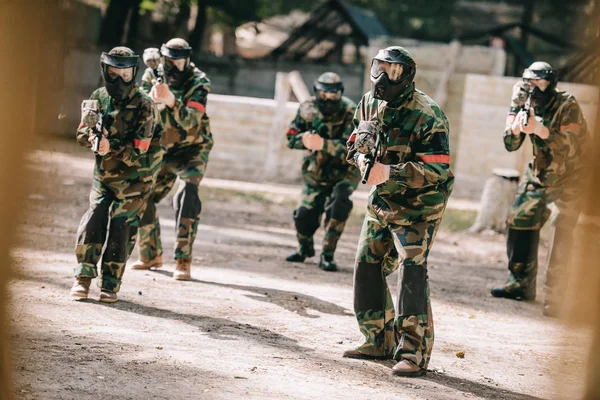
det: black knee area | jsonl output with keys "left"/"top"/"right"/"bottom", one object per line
{"left": 293, "top": 206, "right": 320, "bottom": 236}
{"left": 326, "top": 186, "right": 353, "bottom": 221}
{"left": 175, "top": 182, "right": 202, "bottom": 219}
{"left": 103, "top": 221, "right": 133, "bottom": 262}
{"left": 354, "top": 262, "right": 386, "bottom": 312}
{"left": 77, "top": 202, "right": 111, "bottom": 243}
{"left": 398, "top": 264, "right": 428, "bottom": 316}
{"left": 140, "top": 201, "right": 156, "bottom": 226}
{"left": 507, "top": 229, "right": 540, "bottom": 263}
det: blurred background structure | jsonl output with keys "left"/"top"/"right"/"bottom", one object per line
{"left": 47, "top": 0, "right": 600, "bottom": 199}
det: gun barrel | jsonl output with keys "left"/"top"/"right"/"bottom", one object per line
{"left": 361, "top": 159, "right": 374, "bottom": 184}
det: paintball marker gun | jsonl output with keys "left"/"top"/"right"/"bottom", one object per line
{"left": 81, "top": 100, "right": 102, "bottom": 154}
{"left": 354, "top": 120, "right": 382, "bottom": 185}
{"left": 515, "top": 81, "right": 533, "bottom": 127}
{"left": 362, "top": 133, "right": 382, "bottom": 184}
{"left": 143, "top": 47, "right": 164, "bottom": 84}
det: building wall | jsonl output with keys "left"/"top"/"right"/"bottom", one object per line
{"left": 205, "top": 94, "right": 303, "bottom": 183}
{"left": 194, "top": 55, "right": 366, "bottom": 102}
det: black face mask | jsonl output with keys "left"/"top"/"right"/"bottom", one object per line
{"left": 530, "top": 86, "right": 554, "bottom": 109}
{"left": 104, "top": 76, "right": 135, "bottom": 103}
{"left": 317, "top": 99, "right": 341, "bottom": 117}
{"left": 165, "top": 64, "right": 190, "bottom": 89}
{"left": 371, "top": 72, "right": 412, "bottom": 103}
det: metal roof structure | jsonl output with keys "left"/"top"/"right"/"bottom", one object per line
{"left": 269, "top": 0, "right": 389, "bottom": 63}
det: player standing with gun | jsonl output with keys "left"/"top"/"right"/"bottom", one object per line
{"left": 71, "top": 47, "right": 157, "bottom": 303}
{"left": 345, "top": 46, "right": 453, "bottom": 377}
{"left": 284, "top": 72, "right": 360, "bottom": 272}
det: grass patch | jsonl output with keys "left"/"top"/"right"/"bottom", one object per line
{"left": 199, "top": 186, "right": 297, "bottom": 207}
{"left": 439, "top": 209, "right": 477, "bottom": 232}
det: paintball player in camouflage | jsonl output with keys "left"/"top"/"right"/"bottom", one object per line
{"left": 491, "top": 62, "right": 590, "bottom": 317}
{"left": 70, "top": 47, "right": 159, "bottom": 303}
{"left": 343, "top": 46, "right": 453, "bottom": 377}
{"left": 285, "top": 72, "right": 360, "bottom": 272}
{"left": 130, "top": 38, "right": 213, "bottom": 280}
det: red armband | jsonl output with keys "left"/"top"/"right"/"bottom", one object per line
{"left": 287, "top": 128, "right": 300, "bottom": 136}
{"left": 348, "top": 132, "right": 356, "bottom": 143}
{"left": 187, "top": 100, "right": 205, "bottom": 113}
{"left": 560, "top": 123, "right": 580, "bottom": 133}
{"left": 133, "top": 138, "right": 151, "bottom": 151}
{"left": 420, "top": 154, "right": 450, "bottom": 164}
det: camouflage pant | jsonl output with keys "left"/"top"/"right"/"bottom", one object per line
{"left": 75, "top": 173, "right": 149, "bottom": 293}
{"left": 504, "top": 177, "right": 580, "bottom": 303}
{"left": 293, "top": 178, "right": 357, "bottom": 257}
{"left": 353, "top": 210, "right": 441, "bottom": 369}
{"left": 137, "top": 145, "right": 207, "bottom": 261}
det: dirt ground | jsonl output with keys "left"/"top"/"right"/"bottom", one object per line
{"left": 8, "top": 138, "right": 589, "bottom": 400}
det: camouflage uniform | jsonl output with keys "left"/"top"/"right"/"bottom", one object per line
{"left": 75, "top": 86, "right": 158, "bottom": 293}
{"left": 286, "top": 96, "right": 360, "bottom": 260}
{"left": 346, "top": 85, "right": 453, "bottom": 369}
{"left": 498, "top": 89, "right": 589, "bottom": 304}
{"left": 136, "top": 64, "right": 213, "bottom": 262}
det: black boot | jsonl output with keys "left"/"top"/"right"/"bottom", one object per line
{"left": 492, "top": 228, "right": 539, "bottom": 301}
{"left": 318, "top": 253, "right": 337, "bottom": 272}
{"left": 286, "top": 252, "right": 307, "bottom": 262}
{"left": 491, "top": 286, "right": 525, "bottom": 300}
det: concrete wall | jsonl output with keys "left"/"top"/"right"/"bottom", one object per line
{"left": 194, "top": 55, "right": 366, "bottom": 103}
{"left": 205, "top": 94, "right": 303, "bottom": 183}
{"left": 453, "top": 74, "right": 599, "bottom": 199}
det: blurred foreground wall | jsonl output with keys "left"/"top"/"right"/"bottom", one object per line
{"left": 0, "top": 0, "right": 64, "bottom": 397}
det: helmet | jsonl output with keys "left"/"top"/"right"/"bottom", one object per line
{"left": 313, "top": 72, "right": 344, "bottom": 117}
{"left": 161, "top": 38, "right": 193, "bottom": 89}
{"left": 522, "top": 61, "right": 558, "bottom": 108}
{"left": 100, "top": 47, "right": 139, "bottom": 102}
{"left": 370, "top": 46, "right": 416, "bottom": 102}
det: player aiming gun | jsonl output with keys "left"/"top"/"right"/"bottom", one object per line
{"left": 81, "top": 99, "right": 103, "bottom": 154}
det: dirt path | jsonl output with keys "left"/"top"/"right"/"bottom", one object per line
{"left": 9, "top": 139, "right": 587, "bottom": 399}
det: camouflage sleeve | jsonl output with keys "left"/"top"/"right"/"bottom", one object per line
{"left": 546, "top": 98, "right": 590, "bottom": 159}
{"left": 141, "top": 68, "right": 154, "bottom": 94}
{"left": 75, "top": 89, "right": 100, "bottom": 148}
{"left": 346, "top": 95, "right": 367, "bottom": 166}
{"left": 503, "top": 101, "right": 526, "bottom": 152}
{"left": 389, "top": 113, "right": 451, "bottom": 189}
{"left": 322, "top": 103, "right": 356, "bottom": 161}
{"left": 286, "top": 107, "right": 309, "bottom": 150}
{"left": 108, "top": 99, "right": 154, "bottom": 167}
{"left": 169, "top": 79, "right": 210, "bottom": 143}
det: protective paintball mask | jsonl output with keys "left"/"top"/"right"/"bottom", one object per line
{"left": 161, "top": 44, "right": 192, "bottom": 89}
{"left": 522, "top": 64, "right": 557, "bottom": 108}
{"left": 101, "top": 52, "right": 139, "bottom": 102}
{"left": 370, "top": 54, "right": 415, "bottom": 103}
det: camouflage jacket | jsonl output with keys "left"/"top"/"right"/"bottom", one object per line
{"left": 347, "top": 85, "right": 454, "bottom": 225}
{"left": 504, "top": 89, "right": 590, "bottom": 190}
{"left": 142, "top": 64, "right": 213, "bottom": 154}
{"left": 287, "top": 96, "right": 360, "bottom": 184}
{"left": 76, "top": 86, "right": 157, "bottom": 181}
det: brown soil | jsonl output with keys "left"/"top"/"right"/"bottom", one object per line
{"left": 9, "top": 138, "right": 587, "bottom": 400}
